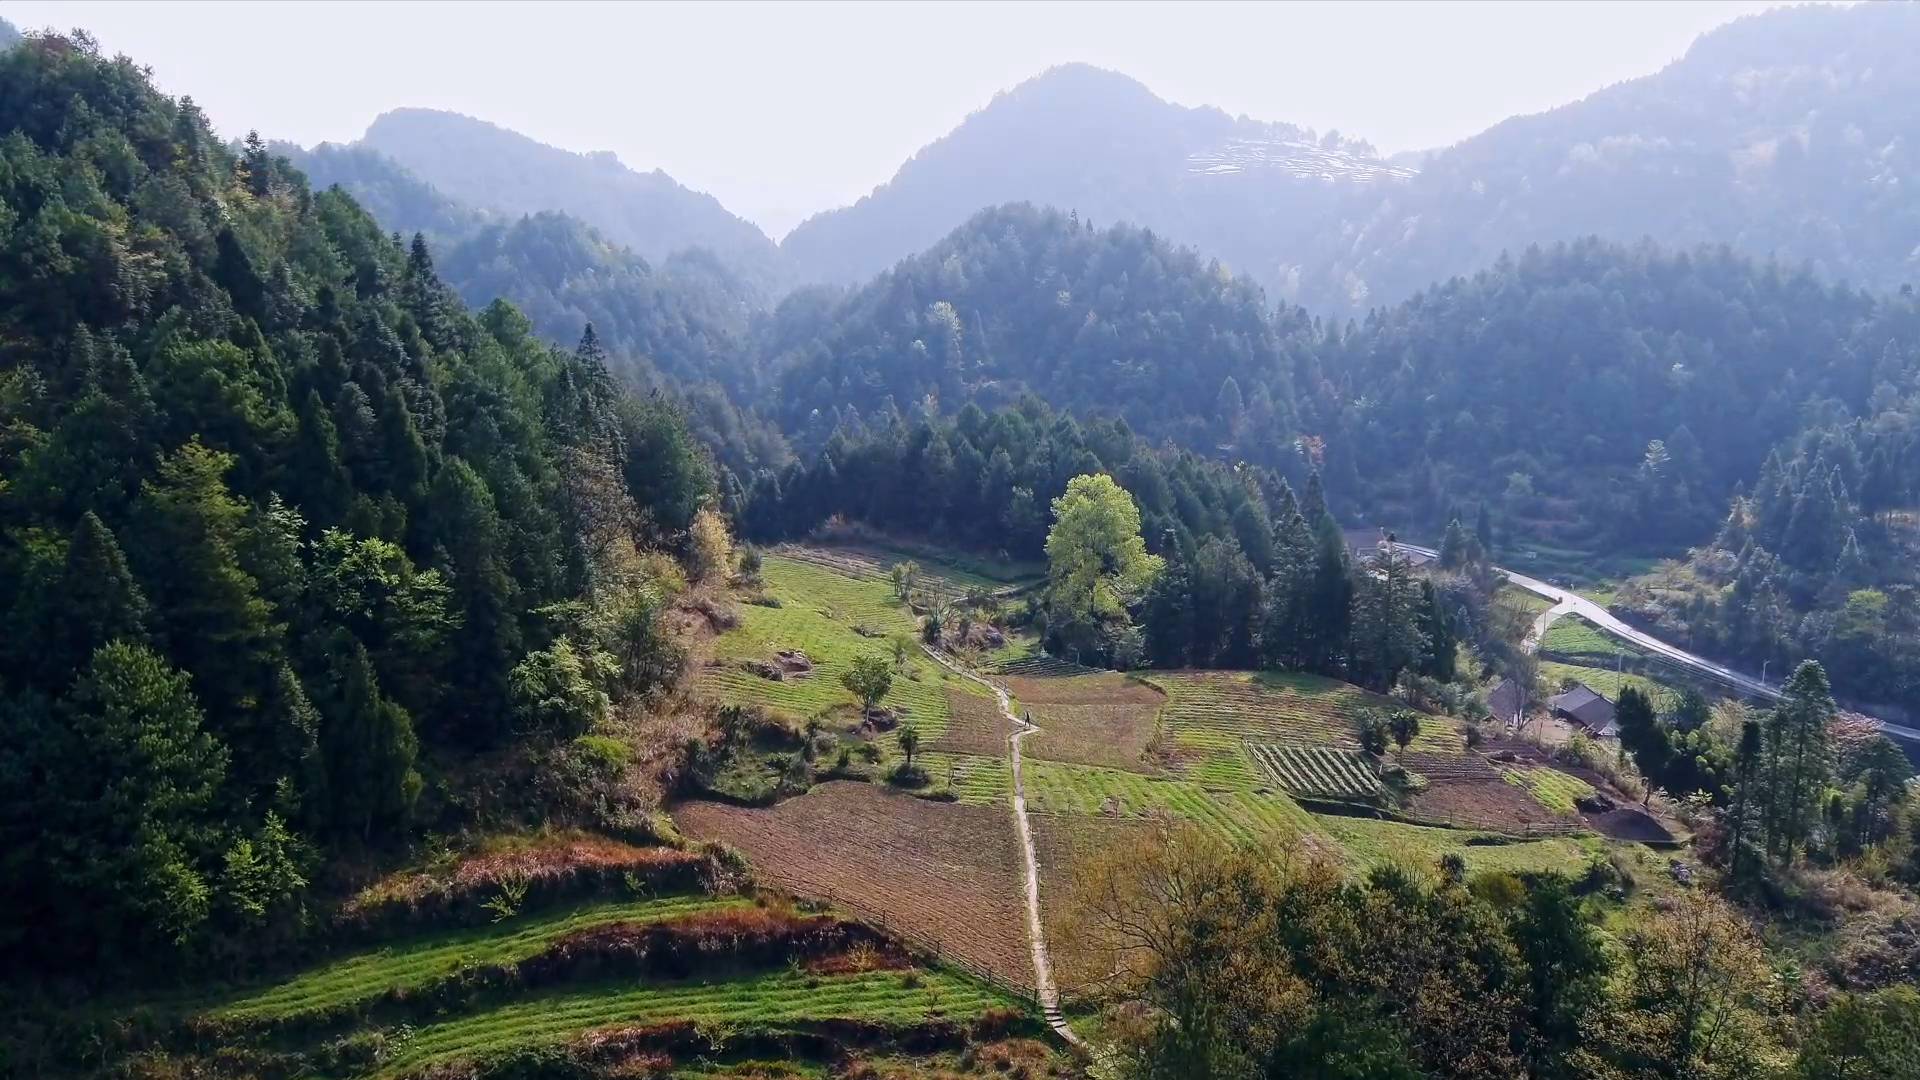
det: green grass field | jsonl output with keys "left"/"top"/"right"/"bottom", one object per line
{"left": 209, "top": 894, "right": 750, "bottom": 1024}
{"left": 702, "top": 554, "right": 997, "bottom": 751}
{"left": 1540, "top": 660, "right": 1676, "bottom": 704}
{"left": 1541, "top": 616, "right": 1642, "bottom": 662}
{"left": 1313, "top": 814, "right": 1598, "bottom": 875}
{"left": 374, "top": 967, "right": 1016, "bottom": 1077}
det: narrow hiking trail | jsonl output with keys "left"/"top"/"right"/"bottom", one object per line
{"left": 924, "top": 646, "right": 1085, "bottom": 1050}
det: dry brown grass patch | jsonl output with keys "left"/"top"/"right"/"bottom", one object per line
{"left": 673, "top": 781, "right": 1032, "bottom": 987}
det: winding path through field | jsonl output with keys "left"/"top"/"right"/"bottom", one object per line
{"left": 924, "top": 646, "right": 1085, "bottom": 1050}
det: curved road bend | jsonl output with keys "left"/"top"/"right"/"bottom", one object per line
{"left": 1395, "top": 543, "right": 1920, "bottom": 744}
{"left": 922, "top": 646, "right": 1085, "bottom": 1050}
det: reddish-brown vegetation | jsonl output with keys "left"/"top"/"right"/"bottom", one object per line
{"left": 339, "top": 835, "right": 710, "bottom": 937}
{"left": 523, "top": 906, "right": 909, "bottom": 984}
{"left": 673, "top": 782, "right": 1032, "bottom": 987}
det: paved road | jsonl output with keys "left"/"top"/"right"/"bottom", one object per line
{"left": 1394, "top": 543, "right": 1920, "bottom": 743}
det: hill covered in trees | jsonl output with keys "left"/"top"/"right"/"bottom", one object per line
{"left": 281, "top": 142, "right": 763, "bottom": 393}
{"left": 760, "top": 203, "right": 1304, "bottom": 456}
{"left": 744, "top": 206, "right": 1920, "bottom": 558}
{"left": 0, "top": 32, "right": 713, "bottom": 969}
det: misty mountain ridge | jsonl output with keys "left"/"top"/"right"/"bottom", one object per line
{"left": 350, "top": 106, "right": 791, "bottom": 298}
{"left": 780, "top": 61, "right": 1405, "bottom": 294}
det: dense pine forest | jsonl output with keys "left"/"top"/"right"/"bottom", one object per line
{"left": 0, "top": 32, "right": 712, "bottom": 968}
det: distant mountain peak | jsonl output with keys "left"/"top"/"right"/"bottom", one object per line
{"left": 350, "top": 105, "right": 789, "bottom": 295}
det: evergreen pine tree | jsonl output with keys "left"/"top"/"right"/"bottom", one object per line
{"left": 321, "top": 634, "right": 422, "bottom": 840}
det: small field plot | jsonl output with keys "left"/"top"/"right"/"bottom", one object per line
{"left": 375, "top": 967, "right": 1012, "bottom": 1079}
{"left": 702, "top": 553, "right": 990, "bottom": 748}
{"left": 1503, "top": 765, "right": 1597, "bottom": 816}
{"left": 772, "top": 543, "right": 1037, "bottom": 599}
{"left": 1248, "top": 744, "right": 1382, "bottom": 800}
{"left": 1405, "top": 779, "right": 1574, "bottom": 833}
{"left": 673, "top": 781, "right": 1031, "bottom": 986}
{"left": 993, "top": 651, "right": 1099, "bottom": 678}
{"left": 928, "top": 687, "right": 1011, "bottom": 757}
{"left": 1029, "top": 813, "right": 1156, "bottom": 982}
{"left": 1024, "top": 760, "right": 1316, "bottom": 847}
{"left": 1542, "top": 615, "right": 1642, "bottom": 664}
{"left": 1314, "top": 814, "right": 1596, "bottom": 876}
{"left": 1152, "top": 671, "right": 1464, "bottom": 788}
{"left": 1005, "top": 673, "right": 1166, "bottom": 774}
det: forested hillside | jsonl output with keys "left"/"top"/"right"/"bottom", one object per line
{"left": 1315, "top": 240, "right": 1918, "bottom": 549}
{"left": 747, "top": 207, "right": 1920, "bottom": 558}
{"left": 763, "top": 203, "right": 1304, "bottom": 457}
{"left": 354, "top": 108, "right": 791, "bottom": 299}
{"left": 283, "top": 142, "right": 765, "bottom": 398}
{"left": 0, "top": 32, "right": 712, "bottom": 967}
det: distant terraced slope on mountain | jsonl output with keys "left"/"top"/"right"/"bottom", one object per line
{"left": 787, "top": 5, "right": 1920, "bottom": 313}
{"left": 779, "top": 63, "right": 1403, "bottom": 300}
{"left": 1314, "top": 0, "right": 1920, "bottom": 312}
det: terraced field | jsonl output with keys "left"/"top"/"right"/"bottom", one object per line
{"left": 1504, "top": 765, "right": 1597, "bottom": 815}
{"left": 212, "top": 894, "right": 751, "bottom": 1023}
{"left": 1248, "top": 744, "right": 1382, "bottom": 799}
{"left": 1539, "top": 660, "right": 1673, "bottom": 704}
{"left": 1150, "top": 671, "right": 1465, "bottom": 788}
{"left": 771, "top": 543, "right": 1037, "bottom": 600}
{"left": 1542, "top": 615, "right": 1642, "bottom": 663}
{"left": 376, "top": 968, "right": 1013, "bottom": 1078}
{"left": 929, "top": 687, "right": 1013, "bottom": 757}
{"left": 1024, "top": 760, "right": 1317, "bottom": 846}
{"left": 994, "top": 653, "right": 1099, "bottom": 678}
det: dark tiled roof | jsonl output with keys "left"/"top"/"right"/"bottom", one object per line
{"left": 1549, "top": 683, "right": 1616, "bottom": 732}
{"left": 1488, "top": 678, "right": 1526, "bottom": 720}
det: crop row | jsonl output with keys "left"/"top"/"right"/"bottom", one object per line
{"left": 917, "top": 751, "right": 1013, "bottom": 805}
{"left": 995, "top": 654, "right": 1098, "bottom": 678}
{"left": 212, "top": 895, "right": 748, "bottom": 1023}
{"left": 378, "top": 968, "right": 1007, "bottom": 1077}
{"left": 1023, "top": 760, "right": 1315, "bottom": 847}
{"left": 1248, "top": 744, "right": 1381, "bottom": 799}
{"left": 1502, "top": 767, "right": 1596, "bottom": 816}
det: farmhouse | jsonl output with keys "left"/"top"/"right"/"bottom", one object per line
{"left": 1549, "top": 682, "right": 1617, "bottom": 737}
{"left": 1488, "top": 677, "right": 1527, "bottom": 727}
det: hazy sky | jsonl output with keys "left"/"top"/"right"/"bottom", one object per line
{"left": 7, "top": 0, "right": 1794, "bottom": 236}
